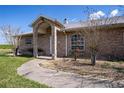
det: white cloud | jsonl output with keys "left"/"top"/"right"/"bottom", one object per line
{"left": 71, "top": 18, "right": 77, "bottom": 21}
{"left": 110, "top": 9, "right": 119, "bottom": 17}
{"left": 70, "top": 18, "right": 78, "bottom": 22}
{"left": 89, "top": 11, "right": 105, "bottom": 20}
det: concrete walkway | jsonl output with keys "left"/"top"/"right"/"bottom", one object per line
{"left": 17, "top": 59, "right": 123, "bottom": 88}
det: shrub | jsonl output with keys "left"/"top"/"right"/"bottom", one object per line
{"left": 113, "top": 67, "right": 124, "bottom": 73}
{"left": 107, "top": 55, "right": 124, "bottom": 61}
{"left": 20, "top": 48, "right": 45, "bottom": 56}
{"left": 27, "top": 48, "right": 44, "bottom": 53}
{"left": 101, "top": 62, "right": 111, "bottom": 68}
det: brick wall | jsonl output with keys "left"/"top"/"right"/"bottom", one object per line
{"left": 19, "top": 27, "right": 124, "bottom": 59}
{"left": 65, "top": 28, "right": 124, "bottom": 59}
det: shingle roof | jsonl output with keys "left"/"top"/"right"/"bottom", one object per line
{"left": 30, "top": 15, "right": 64, "bottom": 28}
{"left": 17, "top": 16, "right": 124, "bottom": 36}
{"left": 64, "top": 16, "right": 124, "bottom": 30}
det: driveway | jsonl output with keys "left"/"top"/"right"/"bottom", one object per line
{"left": 17, "top": 59, "right": 123, "bottom": 88}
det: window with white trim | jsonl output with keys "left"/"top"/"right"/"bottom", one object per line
{"left": 71, "top": 34, "right": 85, "bottom": 55}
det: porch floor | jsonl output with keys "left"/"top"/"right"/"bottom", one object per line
{"left": 38, "top": 56, "right": 73, "bottom": 60}
{"left": 38, "top": 56, "right": 52, "bottom": 60}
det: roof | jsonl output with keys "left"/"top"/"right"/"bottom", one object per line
{"left": 13, "top": 32, "right": 33, "bottom": 37}
{"left": 64, "top": 16, "right": 124, "bottom": 30}
{"left": 30, "top": 15, "right": 64, "bottom": 28}
{"left": 16, "top": 16, "right": 124, "bottom": 37}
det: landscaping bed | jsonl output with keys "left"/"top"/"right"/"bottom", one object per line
{"left": 39, "top": 58, "right": 124, "bottom": 81}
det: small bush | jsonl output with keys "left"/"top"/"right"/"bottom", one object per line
{"left": 101, "top": 62, "right": 111, "bottom": 68}
{"left": 20, "top": 48, "right": 44, "bottom": 56}
{"left": 107, "top": 55, "right": 124, "bottom": 61}
{"left": 113, "top": 67, "right": 124, "bottom": 73}
{"left": 27, "top": 48, "right": 44, "bottom": 53}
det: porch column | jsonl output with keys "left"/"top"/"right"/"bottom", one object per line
{"left": 65, "top": 34, "right": 68, "bottom": 56}
{"left": 51, "top": 25, "right": 57, "bottom": 60}
{"left": 33, "top": 26, "right": 38, "bottom": 58}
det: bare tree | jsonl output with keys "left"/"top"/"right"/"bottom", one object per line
{"left": 72, "top": 37, "right": 81, "bottom": 61}
{"left": 78, "top": 7, "right": 123, "bottom": 65}
{"left": 0, "top": 25, "right": 23, "bottom": 56}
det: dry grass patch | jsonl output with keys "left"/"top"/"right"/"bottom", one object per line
{"left": 39, "top": 59, "right": 124, "bottom": 81}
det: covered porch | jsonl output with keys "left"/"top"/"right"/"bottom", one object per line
{"left": 31, "top": 16, "right": 64, "bottom": 60}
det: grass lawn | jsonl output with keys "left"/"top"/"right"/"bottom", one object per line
{"left": 0, "top": 44, "right": 13, "bottom": 49}
{"left": 0, "top": 49, "right": 48, "bottom": 88}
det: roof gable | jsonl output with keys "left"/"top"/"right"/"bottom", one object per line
{"left": 30, "top": 15, "right": 64, "bottom": 28}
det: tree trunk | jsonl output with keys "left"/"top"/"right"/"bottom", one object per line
{"left": 14, "top": 46, "right": 19, "bottom": 56}
{"left": 74, "top": 52, "right": 77, "bottom": 61}
{"left": 91, "top": 51, "right": 96, "bottom": 66}
{"left": 74, "top": 49, "right": 77, "bottom": 61}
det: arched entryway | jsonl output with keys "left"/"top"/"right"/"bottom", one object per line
{"left": 31, "top": 16, "right": 63, "bottom": 60}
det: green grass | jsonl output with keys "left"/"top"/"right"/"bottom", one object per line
{"left": 0, "top": 49, "right": 48, "bottom": 88}
{"left": 0, "top": 44, "right": 13, "bottom": 49}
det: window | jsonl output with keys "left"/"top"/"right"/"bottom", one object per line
{"left": 25, "top": 38, "right": 32, "bottom": 44}
{"left": 71, "top": 34, "right": 85, "bottom": 55}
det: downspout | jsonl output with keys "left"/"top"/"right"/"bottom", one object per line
{"left": 65, "top": 34, "right": 68, "bottom": 56}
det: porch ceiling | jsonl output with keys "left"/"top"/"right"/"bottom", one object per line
{"left": 38, "top": 22, "right": 51, "bottom": 34}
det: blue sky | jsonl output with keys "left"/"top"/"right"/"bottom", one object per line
{"left": 0, "top": 5, "right": 123, "bottom": 44}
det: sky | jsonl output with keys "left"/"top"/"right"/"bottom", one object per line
{"left": 0, "top": 5, "right": 123, "bottom": 44}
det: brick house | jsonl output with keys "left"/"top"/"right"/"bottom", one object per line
{"left": 17, "top": 15, "right": 124, "bottom": 60}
